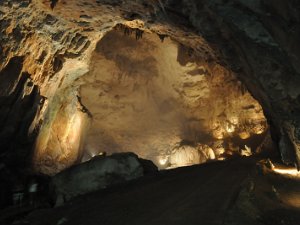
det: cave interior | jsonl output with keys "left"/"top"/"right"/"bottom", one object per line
{"left": 0, "top": 0, "right": 300, "bottom": 224}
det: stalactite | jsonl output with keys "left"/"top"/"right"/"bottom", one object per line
{"left": 135, "top": 29, "right": 144, "bottom": 40}
{"left": 50, "top": 0, "right": 59, "bottom": 10}
{"left": 157, "top": 34, "right": 168, "bottom": 42}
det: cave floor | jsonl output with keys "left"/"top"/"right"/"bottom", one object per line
{"left": 14, "top": 158, "right": 300, "bottom": 225}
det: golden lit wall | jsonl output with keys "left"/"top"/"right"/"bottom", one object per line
{"left": 79, "top": 28, "right": 267, "bottom": 168}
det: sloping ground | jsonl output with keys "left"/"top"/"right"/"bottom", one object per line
{"left": 20, "top": 157, "right": 299, "bottom": 225}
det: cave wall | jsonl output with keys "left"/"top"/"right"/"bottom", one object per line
{"left": 167, "top": 0, "right": 300, "bottom": 167}
{"left": 79, "top": 28, "right": 266, "bottom": 167}
{"left": 0, "top": 56, "right": 43, "bottom": 169}
{"left": 0, "top": 0, "right": 102, "bottom": 174}
{"left": 0, "top": 0, "right": 299, "bottom": 174}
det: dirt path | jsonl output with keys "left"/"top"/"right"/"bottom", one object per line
{"left": 27, "top": 158, "right": 256, "bottom": 225}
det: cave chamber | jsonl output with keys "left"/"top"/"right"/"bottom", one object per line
{"left": 33, "top": 26, "right": 269, "bottom": 174}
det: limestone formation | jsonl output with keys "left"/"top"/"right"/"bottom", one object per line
{"left": 0, "top": 0, "right": 299, "bottom": 176}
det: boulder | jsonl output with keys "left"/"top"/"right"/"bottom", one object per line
{"left": 51, "top": 153, "right": 153, "bottom": 206}
{"left": 138, "top": 158, "right": 158, "bottom": 175}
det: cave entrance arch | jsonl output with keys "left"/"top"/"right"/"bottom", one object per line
{"left": 78, "top": 26, "right": 268, "bottom": 169}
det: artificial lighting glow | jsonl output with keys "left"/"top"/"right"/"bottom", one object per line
{"left": 239, "top": 131, "right": 250, "bottom": 139}
{"left": 158, "top": 157, "right": 168, "bottom": 166}
{"left": 225, "top": 123, "right": 235, "bottom": 133}
{"left": 273, "top": 168, "right": 300, "bottom": 177}
{"left": 217, "top": 157, "right": 226, "bottom": 161}
{"left": 66, "top": 112, "right": 83, "bottom": 144}
{"left": 89, "top": 152, "right": 106, "bottom": 158}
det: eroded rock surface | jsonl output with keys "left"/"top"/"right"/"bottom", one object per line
{"left": 79, "top": 28, "right": 266, "bottom": 168}
{"left": 0, "top": 0, "right": 299, "bottom": 175}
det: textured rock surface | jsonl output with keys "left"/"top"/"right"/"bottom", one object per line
{"left": 79, "top": 28, "right": 266, "bottom": 168}
{"left": 51, "top": 152, "right": 147, "bottom": 205}
{"left": 171, "top": 0, "right": 300, "bottom": 167}
{"left": 0, "top": 0, "right": 299, "bottom": 175}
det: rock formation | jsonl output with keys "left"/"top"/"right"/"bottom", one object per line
{"left": 0, "top": 0, "right": 299, "bottom": 176}
{"left": 51, "top": 152, "right": 155, "bottom": 205}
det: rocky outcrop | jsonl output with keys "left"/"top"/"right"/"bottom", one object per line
{"left": 51, "top": 153, "right": 156, "bottom": 206}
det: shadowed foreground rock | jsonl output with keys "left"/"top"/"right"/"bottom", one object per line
{"left": 51, "top": 153, "right": 157, "bottom": 206}
{"left": 25, "top": 158, "right": 300, "bottom": 225}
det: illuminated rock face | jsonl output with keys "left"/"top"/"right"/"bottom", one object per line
{"left": 79, "top": 29, "right": 267, "bottom": 168}
{"left": 0, "top": 0, "right": 300, "bottom": 174}
{"left": 168, "top": 144, "right": 215, "bottom": 168}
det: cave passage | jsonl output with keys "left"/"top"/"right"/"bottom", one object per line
{"left": 76, "top": 26, "right": 268, "bottom": 169}
{"left": 3, "top": 1, "right": 300, "bottom": 224}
